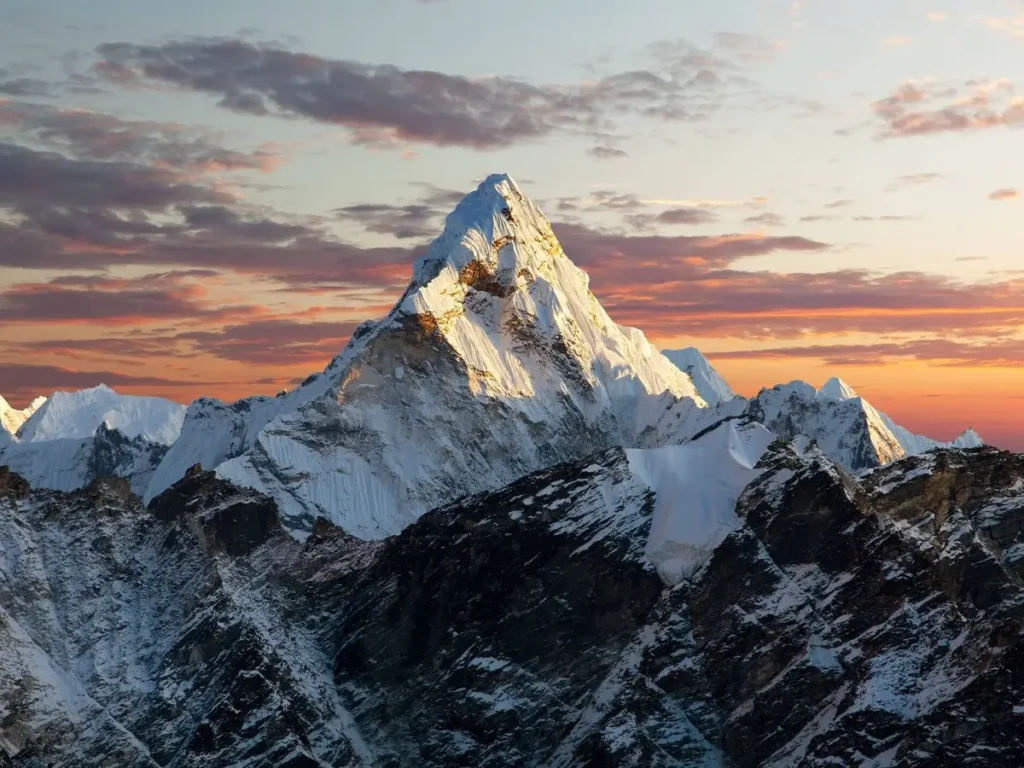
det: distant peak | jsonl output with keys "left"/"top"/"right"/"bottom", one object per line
{"left": 953, "top": 427, "right": 984, "bottom": 448}
{"left": 49, "top": 383, "right": 115, "bottom": 403}
{"left": 673, "top": 347, "right": 708, "bottom": 363}
{"left": 820, "top": 377, "right": 858, "bottom": 401}
{"left": 661, "top": 347, "right": 736, "bottom": 406}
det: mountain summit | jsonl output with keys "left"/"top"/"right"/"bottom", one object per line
{"left": 0, "top": 394, "right": 46, "bottom": 437}
{"left": 0, "top": 385, "right": 186, "bottom": 496}
{"left": 150, "top": 174, "right": 706, "bottom": 537}
{"left": 819, "top": 376, "right": 858, "bottom": 401}
{"left": 662, "top": 347, "right": 737, "bottom": 406}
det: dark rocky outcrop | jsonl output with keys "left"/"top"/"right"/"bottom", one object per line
{"left": 149, "top": 463, "right": 282, "bottom": 556}
{"left": 0, "top": 466, "right": 30, "bottom": 501}
{"left": 4, "top": 444, "right": 1024, "bottom": 766}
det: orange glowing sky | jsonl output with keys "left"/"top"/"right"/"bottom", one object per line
{"left": 0, "top": 0, "right": 1022, "bottom": 450}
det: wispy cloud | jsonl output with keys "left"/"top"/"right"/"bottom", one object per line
{"left": 979, "top": 14, "right": 1024, "bottom": 39}
{"left": 0, "top": 101, "right": 282, "bottom": 174}
{"left": 988, "top": 187, "right": 1019, "bottom": 201}
{"left": 94, "top": 36, "right": 765, "bottom": 150}
{"left": 871, "top": 77, "right": 1024, "bottom": 138}
{"left": 886, "top": 172, "right": 944, "bottom": 191}
{"left": 588, "top": 145, "right": 629, "bottom": 160}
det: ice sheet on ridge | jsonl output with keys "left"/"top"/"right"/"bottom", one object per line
{"left": 629, "top": 420, "right": 774, "bottom": 584}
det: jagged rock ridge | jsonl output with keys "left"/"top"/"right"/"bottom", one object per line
{"left": 3, "top": 435, "right": 1024, "bottom": 765}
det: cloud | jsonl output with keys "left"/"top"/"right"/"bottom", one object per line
{"left": 625, "top": 207, "right": 721, "bottom": 230}
{"left": 871, "top": 77, "right": 1024, "bottom": 138}
{"left": 0, "top": 364, "right": 210, "bottom": 404}
{"left": 744, "top": 212, "right": 785, "bottom": 227}
{"left": 335, "top": 202, "right": 443, "bottom": 240}
{"left": 886, "top": 172, "right": 944, "bottom": 191}
{"left": 709, "top": 338, "right": 1024, "bottom": 367}
{"left": 0, "top": 141, "right": 225, "bottom": 212}
{"left": 177, "top": 319, "right": 361, "bottom": 365}
{"left": 853, "top": 215, "right": 917, "bottom": 222}
{"left": 0, "top": 101, "right": 282, "bottom": 173}
{"left": 553, "top": 222, "right": 828, "bottom": 280}
{"left": 0, "top": 76, "right": 50, "bottom": 97}
{"left": 639, "top": 196, "right": 766, "bottom": 208}
{"left": 713, "top": 33, "right": 789, "bottom": 62}
{"left": 980, "top": 14, "right": 1024, "bottom": 39}
{"left": 94, "top": 36, "right": 761, "bottom": 149}
{"left": 656, "top": 207, "right": 719, "bottom": 225}
{"left": 0, "top": 138, "right": 422, "bottom": 289}
{"left": 0, "top": 272, "right": 258, "bottom": 326}
{"left": 543, "top": 223, "right": 1024, "bottom": 339}
{"left": 988, "top": 187, "right": 1019, "bottom": 201}
{"left": 926, "top": 11, "right": 949, "bottom": 23}
{"left": 824, "top": 199, "right": 854, "bottom": 209}
{"left": 588, "top": 145, "right": 629, "bottom": 160}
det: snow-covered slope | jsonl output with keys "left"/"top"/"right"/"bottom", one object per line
{"left": 0, "top": 385, "right": 186, "bottom": 496}
{"left": 0, "top": 395, "right": 45, "bottom": 437}
{"left": 629, "top": 419, "right": 774, "bottom": 583}
{"left": 155, "top": 174, "right": 707, "bottom": 538}
{"left": 661, "top": 347, "right": 736, "bottom": 406}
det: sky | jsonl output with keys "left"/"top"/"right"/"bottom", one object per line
{"left": 0, "top": 0, "right": 1022, "bottom": 449}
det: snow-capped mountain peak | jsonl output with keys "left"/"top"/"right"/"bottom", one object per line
{"left": 0, "top": 394, "right": 46, "bottom": 436}
{"left": 0, "top": 385, "right": 188, "bottom": 498}
{"left": 162, "top": 174, "right": 709, "bottom": 538}
{"left": 391, "top": 173, "right": 704, "bottom": 409}
{"left": 661, "top": 347, "right": 737, "bottom": 406}
{"left": 953, "top": 427, "right": 984, "bottom": 448}
{"left": 17, "top": 384, "right": 185, "bottom": 445}
{"left": 819, "top": 376, "right": 858, "bottom": 401}
{"left": 749, "top": 376, "right": 985, "bottom": 473}
{"left": 408, "top": 173, "right": 555, "bottom": 292}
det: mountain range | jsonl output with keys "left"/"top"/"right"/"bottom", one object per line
{"left": 0, "top": 175, "right": 982, "bottom": 538}
{"left": 0, "top": 174, "right": 1017, "bottom": 766}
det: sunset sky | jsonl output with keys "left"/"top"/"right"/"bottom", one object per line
{"left": 1, "top": 0, "right": 1023, "bottom": 449}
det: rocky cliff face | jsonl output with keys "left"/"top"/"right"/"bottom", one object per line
{"left": 4, "top": 439, "right": 1024, "bottom": 766}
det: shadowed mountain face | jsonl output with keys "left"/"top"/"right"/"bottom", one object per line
{"left": 4, "top": 440, "right": 1024, "bottom": 766}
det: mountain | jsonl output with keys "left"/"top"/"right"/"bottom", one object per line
{"left": 652, "top": 350, "right": 981, "bottom": 474}
{"left": 148, "top": 174, "right": 707, "bottom": 538}
{"left": 4, "top": 426, "right": 1024, "bottom": 765}
{"left": 0, "top": 395, "right": 45, "bottom": 437}
{"left": 661, "top": 347, "right": 736, "bottom": 406}
{"left": 0, "top": 385, "right": 186, "bottom": 496}
{"left": 820, "top": 376, "right": 984, "bottom": 454}
{"left": 747, "top": 377, "right": 984, "bottom": 472}
{"left": 16, "top": 384, "right": 183, "bottom": 445}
